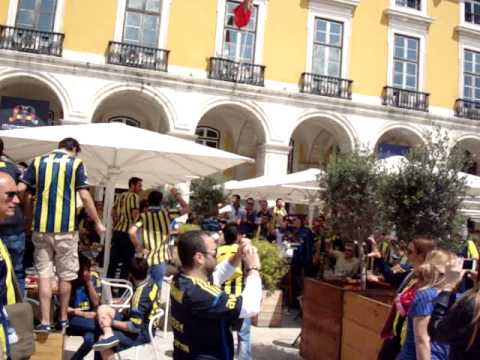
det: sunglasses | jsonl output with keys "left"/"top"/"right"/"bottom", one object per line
{"left": 4, "top": 191, "right": 18, "bottom": 200}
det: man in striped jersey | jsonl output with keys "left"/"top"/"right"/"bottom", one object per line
{"left": 107, "top": 177, "right": 142, "bottom": 283}
{"left": 18, "top": 137, "right": 105, "bottom": 332}
{"left": 128, "top": 189, "right": 188, "bottom": 287}
{"left": 217, "top": 223, "right": 251, "bottom": 360}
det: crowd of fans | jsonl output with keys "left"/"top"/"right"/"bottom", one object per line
{"left": 0, "top": 135, "right": 480, "bottom": 360}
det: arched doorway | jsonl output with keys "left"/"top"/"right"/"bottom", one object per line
{"left": 92, "top": 90, "right": 170, "bottom": 133}
{"left": 374, "top": 126, "right": 424, "bottom": 159}
{"left": 453, "top": 137, "right": 480, "bottom": 175}
{"left": 289, "top": 116, "right": 354, "bottom": 172}
{"left": 0, "top": 75, "right": 64, "bottom": 125}
{"left": 195, "top": 103, "right": 267, "bottom": 180}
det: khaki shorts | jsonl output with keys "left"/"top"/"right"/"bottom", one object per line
{"left": 32, "top": 232, "right": 79, "bottom": 281}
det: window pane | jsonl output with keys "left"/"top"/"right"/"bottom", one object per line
{"left": 327, "top": 62, "right": 340, "bottom": 77}
{"left": 330, "top": 47, "right": 341, "bottom": 62}
{"left": 146, "top": 0, "right": 161, "bottom": 12}
{"left": 246, "top": 6, "right": 258, "bottom": 32}
{"left": 465, "top": 86, "right": 472, "bottom": 99}
{"left": 128, "top": 0, "right": 144, "bottom": 10}
{"left": 124, "top": 27, "right": 140, "bottom": 43}
{"left": 465, "top": 75, "right": 473, "bottom": 86}
{"left": 475, "top": 76, "right": 480, "bottom": 88}
{"left": 394, "top": 74, "right": 403, "bottom": 87}
{"left": 37, "top": 13, "right": 53, "bottom": 31}
{"left": 19, "top": 0, "right": 36, "bottom": 10}
{"left": 143, "top": 14, "right": 158, "bottom": 31}
{"left": 406, "top": 75, "right": 417, "bottom": 88}
{"left": 465, "top": 59, "right": 473, "bottom": 73}
{"left": 329, "top": 33, "right": 341, "bottom": 46}
{"left": 394, "top": 61, "right": 403, "bottom": 73}
{"left": 312, "top": 45, "right": 326, "bottom": 75}
{"left": 466, "top": 51, "right": 473, "bottom": 62}
{"left": 406, "top": 63, "right": 417, "bottom": 75}
{"left": 206, "top": 130, "right": 218, "bottom": 138}
{"left": 16, "top": 10, "right": 35, "bottom": 28}
{"left": 475, "top": 88, "right": 480, "bottom": 99}
{"left": 40, "top": 0, "right": 56, "bottom": 12}
{"left": 126, "top": 12, "right": 141, "bottom": 27}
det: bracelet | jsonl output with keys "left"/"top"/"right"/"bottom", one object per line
{"left": 246, "top": 267, "right": 259, "bottom": 273}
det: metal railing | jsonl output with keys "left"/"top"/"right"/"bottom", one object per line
{"left": 208, "top": 57, "right": 265, "bottom": 87}
{"left": 300, "top": 72, "right": 353, "bottom": 100}
{"left": 382, "top": 86, "right": 430, "bottom": 112}
{"left": 107, "top": 41, "right": 169, "bottom": 72}
{"left": 455, "top": 98, "right": 480, "bottom": 120}
{"left": 0, "top": 25, "right": 64, "bottom": 56}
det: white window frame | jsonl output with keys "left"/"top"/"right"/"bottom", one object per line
{"left": 114, "top": 0, "right": 171, "bottom": 49}
{"left": 305, "top": 0, "right": 358, "bottom": 79}
{"left": 390, "top": 0, "right": 426, "bottom": 15}
{"left": 461, "top": 0, "right": 480, "bottom": 27}
{"left": 459, "top": 40, "right": 480, "bottom": 99}
{"left": 387, "top": 17, "right": 427, "bottom": 91}
{"left": 462, "top": 48, "right": 480, "bottom": 101}
{"left": 392, "top": 34, "right": 420, "bottom": 90}
{"left": 7, "top": 0, "right": 65, "bottom": 32}
{"left": 214, "top": 0, "right": 267, "bottom": 64}
{"left": 311, "top": 17, "right": 344, "bottom": 77}
{"left": 195, "top": 126, "right": 220, "bottom": 148}
{"left": 109, "top": 116, "right": 141, "bottom": 127}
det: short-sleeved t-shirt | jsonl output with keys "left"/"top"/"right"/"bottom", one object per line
{"left": 399, "top": 288, "right": 449, "bottom": 360}
{"left": 170, "top": 273, "right": 243, "bottom": 360}
{"left": 70, "top": 272, "right": 101, "bottom": 311}
{"left": 333, "top": 250, "right": 360, "bottom": 277}
{"left": 21, "top": 150, "right": 89, "bottom": 233}
{"left": 113, "top": 191, "right": 140, "bottom": 233}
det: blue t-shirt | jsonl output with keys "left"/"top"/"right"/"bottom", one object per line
{"left": 400, "top": 288, "right": 449, "bottom": 360}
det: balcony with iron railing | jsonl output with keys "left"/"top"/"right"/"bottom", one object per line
{"left": 300, "top": 72, "right": 353, "bottom": 100}
{"left": 0, "top": 25, "right": 64, "bottom": 56}
{"left": 208, "top": 57, "right": 265, "bottom": 87}
{"left": 382, "top": 86, "right": 430, "bottom": 112}
{"left": 107, "top": 41, "right": 169, "bottom": 72}
{"left": 455, "top": 98, "right": 480, "bottom": 120}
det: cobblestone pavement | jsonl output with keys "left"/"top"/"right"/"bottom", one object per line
{"left": 64, "top": 311, "right": 302, "bottom": 359}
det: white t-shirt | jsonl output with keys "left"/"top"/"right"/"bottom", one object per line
{"left": 333, "top": 250, "right": 360, "bottom": 277}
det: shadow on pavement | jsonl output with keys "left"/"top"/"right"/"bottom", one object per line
{"left": 252, "top": 343, "right": 301, "bottom": 359}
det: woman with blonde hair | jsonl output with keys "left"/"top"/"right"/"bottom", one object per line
{"left": 428, "top": 258, "right": 480, "bottom": 359}
{"left": 399, "top": 249, "right": 453, "bottom": 360}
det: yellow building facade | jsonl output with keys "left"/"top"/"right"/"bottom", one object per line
{"left": 0, "top": 0, "right": 479, "bottom": 184}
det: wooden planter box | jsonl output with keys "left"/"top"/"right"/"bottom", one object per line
{"left": 341, "top": 292, "right": 391, "bottom": 360}
{"left": 300, "top": 278, "right": 392, "bottom": 360}
{"left": 253, "top": 290, "right": 283, "bottom": 327}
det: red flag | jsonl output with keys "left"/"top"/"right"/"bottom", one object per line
{"left": 234, "top": 0, "right": 253, "bottom": 28}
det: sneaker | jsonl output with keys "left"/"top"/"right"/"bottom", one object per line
{"left": 33, "top": 324, "right": 51, "bottom": 333}
{"left": 57, "top": 320, "right": 69, "bottom": 331}
{"left": 92, "top": 336, "right": 120, "bottom": 351}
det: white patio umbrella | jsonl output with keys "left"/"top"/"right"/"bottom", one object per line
{"left": 224, "top": 168, "right": 323, "bottom": 225}
{"left": 0, "top": 122, "right": 253, "bottom": 273}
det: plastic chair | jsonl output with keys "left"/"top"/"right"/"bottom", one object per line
{"left": 133, "top": 275, "right": 173, "bottom": 360}
{"left": 100, "top": 278, "right": 134, "bottom": 310}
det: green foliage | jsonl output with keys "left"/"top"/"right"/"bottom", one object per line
{"left": 320, "top": 146, "right": 383, "bottom": 244}
{"left": 189, "top": 176, "right": 227, "bottom": 216}
{"left": 379, "top": 128, "right": 468, "bottom": 249}
{"left": 253, "top": 239, "right": 289, "bottom": 294}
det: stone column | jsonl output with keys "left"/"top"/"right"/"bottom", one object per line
{"left": 257, "top": 143, "right": 290, "bottom": 177}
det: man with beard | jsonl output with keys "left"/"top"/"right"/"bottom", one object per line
{"left": 171, "top": 230, "right": 262, "bottom": 360}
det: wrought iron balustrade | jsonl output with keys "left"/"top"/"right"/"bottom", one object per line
{"left": 382, "top": 86, "right": 430, "bottom": 112}
{"left": 0, "top": 25, "right": 64, "bottom": 56}
{"left": 300, "top": 72, "right": 352, "bottom": 100}
{"left": 455, "top": 98, "right": 480, "bottom": 120}
{"left": 208, "top": 57, "right": 265, "bottom": 87}
{"left": 107, "top": 41, "right": 169, "bottom": 72}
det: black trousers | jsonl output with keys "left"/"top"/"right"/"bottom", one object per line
{"left": 107, "top": 231, "right": 135, "bottom": 281}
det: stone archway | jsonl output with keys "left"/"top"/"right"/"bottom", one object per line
{"left": 373, "top": 125, "right": 425, "bottom": 159}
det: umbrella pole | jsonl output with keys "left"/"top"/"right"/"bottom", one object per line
{"left": 101, "top": 179, "right": 116, "bottom": 277}
{"left": 308, "top": 203, "right": 314, "bottom": 228}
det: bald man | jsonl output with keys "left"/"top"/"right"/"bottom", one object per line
{"left": 0, "top": 172, "right": 21, "bottom": 360}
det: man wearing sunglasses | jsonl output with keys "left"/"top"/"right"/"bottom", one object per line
{"left": 0, "top": 172, "right": 22, "bottom": 360}
{"left": 171, "top": 230, "right": 262, "bottom": 360}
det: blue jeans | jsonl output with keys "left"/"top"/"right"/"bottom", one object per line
{"left": 149, "top": 262, "right": 167, "bottom": 288}
{"left": 2, "top": 232, "right": 25, "bottom": 297}
{"left": 68, "top": 315, "right": 101, "bottom": 360}
{"left": 238, "top": 318, "right": 251, "bottom": 360}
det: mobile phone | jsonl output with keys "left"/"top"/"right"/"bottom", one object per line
{"left": 462, "top": 258, "right": 478, "bottom": 271}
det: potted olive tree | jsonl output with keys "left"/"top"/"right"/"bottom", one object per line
{"left": 252, "top": 239, "right": 289, "bottom": 327}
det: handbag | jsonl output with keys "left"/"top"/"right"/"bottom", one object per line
{"left": 5, "top": 275, "right": 35, "bottom": 360}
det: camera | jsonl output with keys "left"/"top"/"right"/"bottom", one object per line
{"left": 462, "top": 258, "right": 478, "bottom": 271}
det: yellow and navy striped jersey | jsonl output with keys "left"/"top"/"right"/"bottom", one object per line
{"left": 128, "top": 279, "right": 160, "bottom": 333}
{"left": 21, "top": 150, "right": 89, "bottom": 233}
{"left": 216, "top": 244, "right": 244, "bottom": 296}
{"left": 113, "top": 191, "right": 139, "bottom": 232}
{"left": 134, "top": 207, "right": 171, "bottom": 266}
{"left": 171, "top": 273, "right": 242, "bottom": 360}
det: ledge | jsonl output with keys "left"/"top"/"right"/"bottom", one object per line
{"left": 309, "top": 0, "right": 360, "bottom": 12}
{"left": 385, "top": 8, "right": 433, "bottom": 29}
{"left": 456, "top": 24, "right": 480, "bottom": 41}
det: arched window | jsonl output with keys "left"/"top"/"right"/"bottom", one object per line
{"left": 108, "top": 116, "right": 141, "bottom": 128}
{"left": 195, "top": 126, "right": 220, "bottom": 148}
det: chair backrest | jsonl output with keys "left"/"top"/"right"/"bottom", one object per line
{"left": 100, "top": 278, "right": 133, "bottom": 310}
